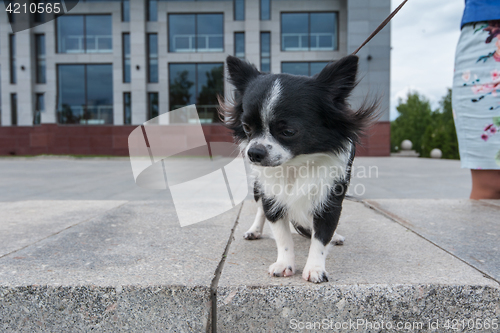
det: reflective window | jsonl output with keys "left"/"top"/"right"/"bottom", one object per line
{"left": 281, "top": 62, "right": 329, "bottom": 76}
{"left": 11, "top": 94, "right": 17, "bottom": 126}
{"left": 123, "top": 33, "right": 131, "bottom": 83}
{"left": 10, "top": 34, "right": 16, "bottom": 84}
{"left": 148, "top": 34, "right": 158, "bottom": 83}
{"left": 148, "top": 0, "right": 157, "bottom": 21}
{"left": 148, "top": 93, "right": 159, "bottom": 120}
{"left": 57, "top": 15, "right": 112, "bottom": 53}
{"left": 281, "top": 12, "right": 337, "bottom": 51}
{"left": 57, "top": 64, "right": 113, "bottom": 125}
{"left": 169, "top": 14, "right": 223, "bottom": 53}
{"left": 34, "top": 93, "right": 44, "bottom": 125}
{"left": 310, "top": 62, "right": 329, "bottom": 76}
{"left": 260, "top": 32, "right": 270, "bottom": 72}
{"left": 260, "top": 0, "right": 270, "bottom": 20}
{"left": 124, "top": 92, "right": 131, "bottom": 124}
{"left": 169, "top": 63, "right": 224, "bottom": 123}
{"left": 86, "top": 16, "right": 113, "bottom": 53}
{"left": 234, "top": 32, "right": 245, "bottom": 59}
{"left": 36, "top": 34, "right": 46, "bottom": 84}
{"left": 234, "top": 0, "right": 244, "bottom": 20}
{"left": 122, "top": 0, "right": 130, "bottom": 22}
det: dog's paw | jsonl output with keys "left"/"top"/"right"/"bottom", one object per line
{"left": 269, "top": 261, "right": 295, "bottom": 277}
{"left": 302, "top": 265, "right": 328, "bottom": 283}
{"left": 331, "top": 233, "right": 345, "bottom": 246}
{"left": 243, "top": 230, "right": 262, "bottom": 240}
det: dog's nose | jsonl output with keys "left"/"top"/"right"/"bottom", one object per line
{"left": 248, "top": 145, "right": 267, "bottom": 163}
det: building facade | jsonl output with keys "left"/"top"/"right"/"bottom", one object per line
{"left": 0, "top": 0, "right": 390, "bottom": 155}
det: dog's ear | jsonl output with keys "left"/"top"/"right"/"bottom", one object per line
{"left": 226, "top": 55, "right": 261, "bottom": 92}
{"left": 315, "top": 55, "right": 359, "bottom": 101}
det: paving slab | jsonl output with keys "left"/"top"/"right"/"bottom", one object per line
{"left": 0, "top": 200, "right": 127, "bottom": 257}
{"left": 217, "top": 200, "right": 500, "bottom": 332}
{"left": 350, "top": 157, "right": 470, "bottom": 199}
{"left": 0, "top": 201, "right": 242, "bottom": 332}
{"left": 365, "top": 199, "right": 500, "bottom": 283}
{"left": 0, "top": 156, "right": 472, "bottom": 201}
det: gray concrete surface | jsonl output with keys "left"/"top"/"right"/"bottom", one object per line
{"left": 365, "top": 199, "right": 500, "bottom": 282}
{"left": 0, "top": 156, "right": 471, "bottom": 201}
{"left": 0, "top": 200, "right": 241, "bottom": 332}
{"left": 1, "top": 199, "right": 499, "bottom": 332}
{"left": 0, "top": 200, "right": 126, "bottom": 257}
{"left": 350, "top": 157, "right": 471, "bottom": 199}
{"left": 216, "top": 200, "right": 499, "bottom": 332}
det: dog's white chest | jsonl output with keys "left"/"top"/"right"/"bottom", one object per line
{"left": 251, "top": 151, "right": 351, "bottom": 226}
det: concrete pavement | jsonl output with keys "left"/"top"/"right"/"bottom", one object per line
{"left": 1, "top": 156, "right": 497, "bottom": 332}
{"left": 1, "top": 198, "right": 499, "bottom": 332}
{"left": 0, "top": 156, "right": 471, "bottom": 201}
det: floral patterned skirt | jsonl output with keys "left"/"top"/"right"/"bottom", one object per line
{"left": 452, "top": 21, "right": 500, "bottom": 169}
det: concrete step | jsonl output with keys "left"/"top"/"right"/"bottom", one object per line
{"left": 1, "top": 199, "right": 499, "bottom": 332}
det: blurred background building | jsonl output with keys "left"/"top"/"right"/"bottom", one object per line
{"left": 0, "top": 0, "right": 390, "bottom": 156}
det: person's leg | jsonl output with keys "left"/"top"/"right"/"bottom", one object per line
{"left": 470, "top": 169, "right": 500, "bottom": 199}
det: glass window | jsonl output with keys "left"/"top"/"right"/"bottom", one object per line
{"left": 57, "top": 64, "right": 113, "bottom": 125}
{"left": 148, "top": 34, "right": 158, "bottom": 83}
{"left": 169, "top": 14, "right": 223, "bottom": 53}
{"left": 282, "top": 62, "right": 329, "bottom": 76}
{"left": 148, "top": 0, "right": 157, "bottom": 21}
{"left": 34, "top": 93, "right": 44, "bottom": 125}
{"left": 169, "top": 63, "right": 224, "bottom": 123}
{"left": 122, "top": 0, "right": 130, "bottom": 22}
{"left": 234, "top": 0, "right": 244, "bottom": 21}
{"left": 310, "top": 62, "right": 329, "bottom": 76}
{"left": 57, "top": 15, "right": 84, "bottom": 53}
{"left": 11, "top": 94, "right": 17, "bottom": 126}
{"left": 169, "top": 63, "right": 196, "bottom": 110}
{"left": 234, "top": 32, "right": 245, "bottom": 59}
{"left": 86, "top": 16, "right": 112, "bottom": 53}
{"left": 57, "top": 15, "right": 112, "bottom": 53}
{"left": 310, "top": 13, "right": 337, "bottom": 50}
{"left": 36, "top": 34, "right": 46, "bottom": 84}
{"left": 10, "top": 34, "right": 16, "bottom": 84}
{"left": 124, "top": 92, "right": 131, "bottom": 125}
{"left": 282, "top": 63, "right": 308, "bottom": 76}
{"left": 281, "top": 12, "right": 337, "bottom": 51}
{"left": 148, "top": 92, "right": 159, "bottom": 120}
{"left": 260, "top": 0, "right": 270, "bottom": 20}
{"left": 281, "top": 13, "right": 308, "bottom": 51}
{"left": 123, "top": 33, "right": 131, "bottom": 83}
{"left": 260, "top": 32, "right": 270, "bottom": 72}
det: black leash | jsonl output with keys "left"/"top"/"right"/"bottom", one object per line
{"left": 352, "top": 0, "right": 409, "bottom": 55}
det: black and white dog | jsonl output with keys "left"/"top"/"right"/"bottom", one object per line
{"left": 219, "top": 55, "right": 377, "bottom": 283}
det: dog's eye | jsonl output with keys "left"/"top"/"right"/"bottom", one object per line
{"left": 281, "top": 129, "right": 297, "bottom": 137}
{"left": 242, "top": 123, "right": 252, "bottom": 135}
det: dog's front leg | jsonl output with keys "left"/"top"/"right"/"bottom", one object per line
{"left": 303, "top": 200, "right": 342, "bottom": 283}
{"left": 268, "top": 218, "right": 295, "bottom": 277}
{"left": 244, "top": 200, "right": 266, "bottom": 240}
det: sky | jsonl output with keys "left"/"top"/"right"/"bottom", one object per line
{"left": 390, "top": 0, "right": 465, "bottom": 120}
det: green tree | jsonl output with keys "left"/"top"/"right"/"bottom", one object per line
{"left": 391, "top": 91, "right": 433, "bottom": 155}
{"left": 391, "top": 90, "right": 460, "bottom": 159}
{"left": 421, "top": 89, "right": 460, "bottom": 159}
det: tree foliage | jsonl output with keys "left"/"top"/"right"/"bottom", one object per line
{"left": 391, "top": 89, "right": 459, "bottom": 159}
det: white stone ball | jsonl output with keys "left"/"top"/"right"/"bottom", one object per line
{"left": 401, "top": 140, "right": 412, "bottom": 150}
{"left": 430, "top": 148, "right": 442, "bottom": 159}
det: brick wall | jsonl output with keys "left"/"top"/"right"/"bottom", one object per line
{"left": 0, "top": 122, "right": 390, "bottom": 156}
